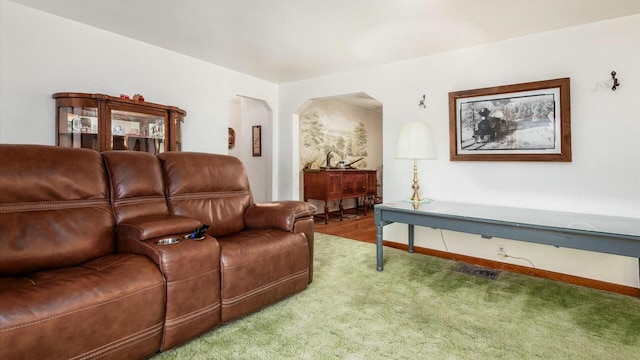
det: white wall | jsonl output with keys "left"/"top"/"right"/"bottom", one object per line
{"left": 239, "top": 96, "right": 272, "bottom": 203}
{"left": 0, "top": 0, "right": 277, "bottom": 157}
{"left": 228, "top": 98, "right": 241, "bottom": 157}
{"left": 279, "top": 15, "right": 640, "bottom": 287}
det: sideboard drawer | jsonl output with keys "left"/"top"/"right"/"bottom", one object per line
{"left": 342, "top": 173, "right": 366, "bottom": 196}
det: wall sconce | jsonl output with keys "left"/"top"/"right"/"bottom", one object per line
{"left": 611, "top": 71, "right": 620, "bottom": 91}
{"left": 395, "top": 122, "right": 436, "bottom": 203}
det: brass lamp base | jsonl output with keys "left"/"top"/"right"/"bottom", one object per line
{"left": 410, "top": 159, "right": 423, "bottom": 202}
{"left": 404, "top": 159, "right": 431, "bottom": 205}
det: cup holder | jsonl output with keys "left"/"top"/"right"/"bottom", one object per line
{"left": 156, "top": 237, "right": 180, "bottom": 245}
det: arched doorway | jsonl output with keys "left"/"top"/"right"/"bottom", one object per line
{"left": 228, "top": 95, "right": 273, "bottom": 203}
{"left": 296, "top": 92, "right": 383, "bottom": 215}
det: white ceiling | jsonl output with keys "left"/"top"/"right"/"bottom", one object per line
{"left": 9, "top": 0, "right": 640, "bottom": 84}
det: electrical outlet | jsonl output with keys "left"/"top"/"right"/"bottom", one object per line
{"left": 497, "top": 245, "right": 507, "bottom": 259}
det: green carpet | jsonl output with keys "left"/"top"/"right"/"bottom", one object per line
{"left": 153, "top": 233, "right": 640, "bottom": 359}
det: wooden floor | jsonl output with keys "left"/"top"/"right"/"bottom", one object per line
{"left": 313, "top": 210, "right": 376, "bottom": 244}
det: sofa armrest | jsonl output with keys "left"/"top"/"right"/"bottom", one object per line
{"left": 117, "top": 234, "right": 218, "bottom": 283}
{"left": 245, "top": 201, "right": 317, "bottom": 284}
{"left": 116, "top": 214, "right": 215, "bottom": 282}
{"left": 244, "top": 201, "right": 317, "bottom": 232}
{"left": 117, "top": 214, "right": 201, "bottom": 242}
{"left": 116, "top": 214, "right": 222, "bottom": 350}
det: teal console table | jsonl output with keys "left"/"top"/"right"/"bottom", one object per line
{"left": 374, "top": 200, "right": 640, "bottom": 273}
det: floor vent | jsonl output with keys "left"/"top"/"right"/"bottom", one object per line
{"left": 457, "top": 264, "right": 501, "bottom": 280}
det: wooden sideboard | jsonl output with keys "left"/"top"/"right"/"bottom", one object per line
{"left": 303, "top": 169, "right": 377, "bottom": 224}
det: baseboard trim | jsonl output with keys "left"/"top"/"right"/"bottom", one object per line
{"left": 382, "top": 240, "right": 640, "bottom": 298}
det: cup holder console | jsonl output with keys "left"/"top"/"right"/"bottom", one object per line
{"left": 156, "top": 237, "right": 180, "bottom": 245}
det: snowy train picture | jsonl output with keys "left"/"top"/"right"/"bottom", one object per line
{"left": 449, "top": 78, "right": 571, "bottom": 161}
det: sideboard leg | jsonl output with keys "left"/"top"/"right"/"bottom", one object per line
{"left": 364, "top": 196, "right": 369, "bottom": 215}
{"left": 323, "top": 201, "right": 329, "bottom": 224}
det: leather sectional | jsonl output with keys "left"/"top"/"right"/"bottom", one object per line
{"left": 0, "top": 144, "right": 316, "bottom": 359}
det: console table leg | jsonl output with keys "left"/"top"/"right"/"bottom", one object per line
{"left": 376, "top": 224, "right": 384, "bottom": 271}
{"left": 408, "top": 224, "right": 415, "bottom": 253}
{"left": 339, "top": 200, "right": 344, "bottom": 221}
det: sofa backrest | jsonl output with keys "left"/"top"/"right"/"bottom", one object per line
{"left": 0, "top": 145, "right": 115, "bottom": 276}
{"left": 102, "top": 150, "right": 169, "bottom": 224}
{"left": 158, "top": 152, "right": 252, "bottom": 237}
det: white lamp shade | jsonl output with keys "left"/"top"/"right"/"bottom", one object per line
{"left": 395, "top": 122, "right": 436, "bottom": 159}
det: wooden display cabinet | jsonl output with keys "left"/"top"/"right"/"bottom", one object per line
{"left": 53, "top": 92, "right": 186, "bottom": 153}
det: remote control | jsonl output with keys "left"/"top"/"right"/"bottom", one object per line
{"left": 187, "top": 224, "right": 210, "bottom": 239}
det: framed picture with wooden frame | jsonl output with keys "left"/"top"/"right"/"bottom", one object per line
{"left": 449, "top": 77, "right": 571, "bottom": 162}
{"left": 252, "top": 125, "right": 261, "bottom": 157}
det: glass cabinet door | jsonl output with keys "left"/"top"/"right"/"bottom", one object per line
{"left": 170, "top": 110, "right": 184, "bottom": 151}
{"left": 57, "top": 106, "right": 99, "bottom": 151}
{"left": 110, "top": 109, "right": 166, "bottom": 154}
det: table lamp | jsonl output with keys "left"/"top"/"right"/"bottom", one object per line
{"left": 395, "top": 122, "right": 436, "bottom": 203}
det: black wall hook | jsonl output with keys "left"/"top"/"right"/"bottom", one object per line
{"left": 611, "top": 71, "right": 620, "bottom": 91}
{"left": 419, "top": 94, "right": 426, "bottom": 108}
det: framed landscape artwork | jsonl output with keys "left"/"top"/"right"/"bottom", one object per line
{"left": 449, "top": 78, "right": 571, "bottom": 161}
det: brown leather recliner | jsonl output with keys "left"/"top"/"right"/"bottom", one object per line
{"left": 102, "top": 150, "right": 222, "bottom": 350}
{"left": 0, "top": 145, "right": 165, "bottom": 360}
{"left": 0, "top": 145, "right": 317, "bottom": 359}
{"left": 158, "top": 152, "right": 317, "bottom": 323}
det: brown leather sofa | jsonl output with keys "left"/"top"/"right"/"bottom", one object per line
{"left": 0, "top": 144, "right": 316, "bottom": 360}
